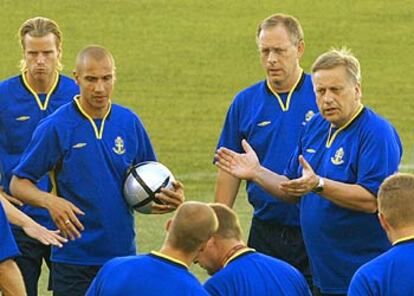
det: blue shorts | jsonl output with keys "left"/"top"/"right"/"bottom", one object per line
{"left": 248, "top": 217, "right": 311, "bottom": 282}
{"left": 12, "top": 226, "right": 52, "bottom": 296}
{"left": 52, "top": 262, "right": 101, "bottom": 296}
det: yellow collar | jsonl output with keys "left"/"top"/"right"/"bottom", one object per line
{"left": 266, "top": 69, "right": 303, "bottom": 112}
{"left": 150, "top": 251, "right": 189, "bottom": 269}
{"left": 393, "top": 234, "right": 414, "bottom": 246}
{"left": 74, "top": 96, "right": 111, "bottom": 139}
{"left": 21, "top": 71, "right": 60, "bottom": 111}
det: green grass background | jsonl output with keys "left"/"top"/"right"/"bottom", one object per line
{"left": 1, "top": 0, "right": 413, "bottom": 294}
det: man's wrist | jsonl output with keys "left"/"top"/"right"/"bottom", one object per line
{"left": 312, "top": 176, "right": 325, "bottom": 193}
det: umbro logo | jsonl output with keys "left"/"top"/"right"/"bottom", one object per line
{"left": 16, "top": 116, "right": 30, "bottom": 121}
{"left": 306, "top": 148, "right": 316, "bottom": 153}
{"left": 72, "top": 143, "right": 87, "bottom": 149}
{"left": 257, "top": 121, "right": 271, "bottom": 127}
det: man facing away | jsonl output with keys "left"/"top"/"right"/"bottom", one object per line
{"left": 10, "top": 45, "right": 184, "bottom": 296}
{"left": 86, "top": 201, "right": 218, "bottom": 296}
{"left": 0, "top": 16, "right": 79, "bottom": 296}
{"left": 214, "top": 13, "right": 317, "bottom": 281}
{"left": 195, "top": 203, "right": 311, "bottom": 296}
{"left": 348, "top": 173, "right": 414, "bottom": 295}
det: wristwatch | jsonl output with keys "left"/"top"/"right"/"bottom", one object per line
{"left": 312, "top": 176, "right": 325, "bottom": 193}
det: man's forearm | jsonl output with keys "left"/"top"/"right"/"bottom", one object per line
{"left": 0, "top": 259, "right": 26, "bottom": 296}
{"left": 215, "top": 170, "right": 241, "bottom": 208}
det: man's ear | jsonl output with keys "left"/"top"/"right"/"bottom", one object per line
{"left": 378, "top": 212, "right": 391, "bottom": 232}
{"left": 165, "top": 218, "right": 172, "bottom": 232}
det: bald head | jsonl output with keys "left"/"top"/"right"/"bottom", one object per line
{"left": 379, "top": 173, "right": 414, "bottom": 229}
{"left": 167, "top": 201, "right": 218, "bottom": 253}
{"left": 75, "top": 45, "right": 116, "bottom": 74}
{"left": 209, "top": 203, "right": 243, "bottom": 241}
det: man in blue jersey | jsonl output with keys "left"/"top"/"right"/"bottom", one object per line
{"left": 195, "top": 203, "right": 311, "bottom": 296}
{"left": 0, "top": 202, "right": 26, "bottom": 296}
{"left": 0, "top": 16, "right": 79, "bottom": 296}
{"left": 86, "top": 201, "right": 217, "bottom": 296}
{"left": 349, "top": 173, "right": 414, "bottom": 295}
{"left": 10, "top": 45, "right": 184, "bottom": 296}
{"left": 214, "top": 13, "right": 317, "bottom": 280}
{"left": 215, "top": 48, "right": 402, "bottom": 295}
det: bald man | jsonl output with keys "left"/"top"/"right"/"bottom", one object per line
{"left": 349, "top": 173, "right": 414, "bottom": 295}
{"left": 195, "top": 203, "right": 311, "bottom": 295}
{"left": 86, "top": 201, "right": 218, "bottom": 296}
{"left": 10, "top": 45, "right": 184, "bottom": 296}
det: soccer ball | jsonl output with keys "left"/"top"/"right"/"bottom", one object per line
{"left": 123, "top": 161, "right": 175, "bottom": 214}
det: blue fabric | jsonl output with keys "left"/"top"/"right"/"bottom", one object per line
{"left": 285, "top": 107, "right": 402, "bottom": 294}
{"left": 13, "top": 100, "right": 156, "bottom": 265}
{"left": 204, "top": 251, "right": 311, "bottom": 296}
{"left": 86, "top": 253, "right": 208, "bottom": 296}
{"left": 216, "top": 74, "right": 318, "bottom": 225}
{"left": 348, "top": 240, "right": 414, "bottom": 296}
{"left": 0, "top": 202, "right": 20, "bottom": 262}
{"left": 0, "top": 74, "right": 79, "bottom": 228}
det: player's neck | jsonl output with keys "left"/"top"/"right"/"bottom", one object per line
{"left": 268, "top": 66, "right": 302, "bottom": 93}
{"left": 219, "top": 240, "right": 247, "bottom": 267}
{"left": 390, "top": 227, "right": 414, "bottom": 245}
{"left": 158, "top": 246, "right": 193, "bottom": 268}
{"left": 25, "top": 71, "right": 57, "bottom": 93}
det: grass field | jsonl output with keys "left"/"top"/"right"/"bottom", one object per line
{"left": 1, "top": 0, "right": 413, "bottom": 294}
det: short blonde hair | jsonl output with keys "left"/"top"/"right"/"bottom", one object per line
{"left": 257, "top": 13, "right": 304, "bottom": 45}
{"left": 167, "top": 201, "right": 218, "bottom": 253}
{"left": 209, "top": 203, "right": 243, "bottom": 241}
{"left": 311, "top": 48, "right": 361, "bottom": 84}
{"left": 75, "top": 45, "right": 116, "bottom": 74}
{"left": 19, "top": 16, "right": 63, "bottom": 71}
{"left": 378, "top": 173, "right": 414, "bottom": 228}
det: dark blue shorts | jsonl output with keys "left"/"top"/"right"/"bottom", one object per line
{"left": 52, "top": 262, "right": 101, "bottom": 296}
{"left": 248, "top": 217, "right": 311, "bottom": 282}
{"left": 12, "top": 226, "right": 52, "bottom": 296}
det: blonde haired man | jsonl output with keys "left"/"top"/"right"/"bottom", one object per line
{"left": 349, "top": 173, "right": 414, "bottom": 295}
{"left": 0, "top": 16, "right": 79, "bottom": 296}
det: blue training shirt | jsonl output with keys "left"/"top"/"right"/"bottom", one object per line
{"left": 216, "top": 73, "right": 318, "bottom": 225}
{"left": 348, "top": 239, "right": 414, "bottom": 296}
{"left": 86, "top": 252, "right": 208, "bottom": 296}
{"left": 0, "top": 202, "right": 20, "bottom": 262}
{"left": 0, "top": 73, "right": 79, "bottom": 227}
{"left": 204, "top": 250, "right": 311, "bottom": 296}
{"left": 13, "top": 98, "right": 156, "bottom": 265}
{"left": 285, "top": 106, "right": 402, "bottom": 294}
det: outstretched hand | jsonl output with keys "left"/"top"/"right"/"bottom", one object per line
{"left": 279, "top": 155, "right": 319, "bottom": 197}
{"left": 22, "top": 221, "right": 68, "bottom": 248}
{"left": 215, "top": 139, "right": 260, "bottom": 181}
{"left": 152, "top": 180, "right": 185, "bottom": 214}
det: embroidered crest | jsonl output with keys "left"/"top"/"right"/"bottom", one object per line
{"left": 302, "top": 110, "right": 315, "bottom": 126}
{"left": 331, "top": 147, "right": 345, "bottom": 165}
{"left": 112, "top": 136, "right": 126, "bottom": 155}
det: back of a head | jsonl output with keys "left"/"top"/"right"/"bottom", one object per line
{"left": 311, "top": 47, "right": 361, "bottom": 84}
{"left": 75, "top": 45, "right": 116, "bottom": 74}
{"left": 257, "top": 13, "right": 304, "bottom": 45}
{"left": 379, "top": 173, "right": 414, "bottom": 229}
{"left": 168, "top": 201, "right": 218, "bottom": 253}
{"left": 209, "top": 203, "right": 243, "bottom": 241}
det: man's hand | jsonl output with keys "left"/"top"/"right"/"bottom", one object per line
{"left": 215, "top": 139, "right": 260, "bottom": 181}
{"left": 280, "top": 155, "right": 319, "bottom": 197}
{"left": 46, "top": 196, "right": 85, "bottom": 241}
{"left": 152, "top": 180, "right": 185, "bottom": 214}
{"left": 21, "top": 220, "right": 68, "bottom": 247}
